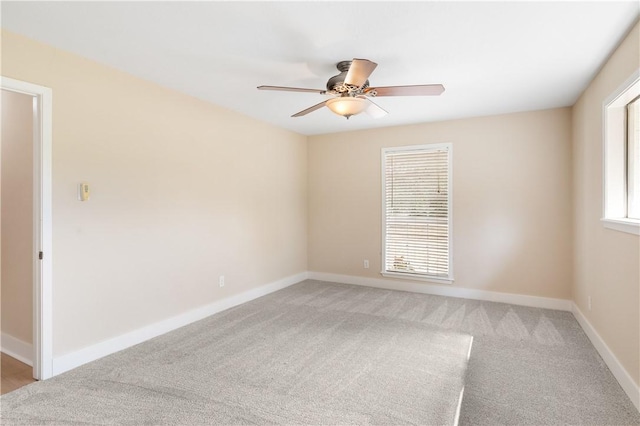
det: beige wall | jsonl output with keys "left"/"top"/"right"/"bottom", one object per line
{"left": 1, "top": 89, "right": 34, "bottom": 344}
{"left": 308, "top": 108, "right": 573, "bottom": 299}
{"left": 572, "top": 22, "right": 640, "bottom": 386}
{"left": 2, "top": 22, "right": 637, "bottom": 389}
{"left": 1, "top": 31, "right": 308, "bottom": 356}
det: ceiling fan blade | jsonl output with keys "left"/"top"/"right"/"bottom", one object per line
{"left": 344, "top": 59, "right": 378, "bottom": 88}
{"left": 363, "top": 97, "right": 388, "bottom": 119}
{"left": 257, "top": 85, "right": 326, "bottom": 94}
{"left": 366, "top": 84, "right": 445, "bottom": 97}
{"left": 291, "top": 100, "right": 328, "bottom": 117}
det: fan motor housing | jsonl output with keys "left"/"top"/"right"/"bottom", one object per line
{"left": 326, "top": 60, "right": 369, "bottom": 94}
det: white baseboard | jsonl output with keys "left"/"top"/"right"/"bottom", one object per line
{"left": 572, "top": 303, "right": 640, "bottom": 412}
{"left": 52, "top": 271, "right": 308, "bottom": 376}
{"left": 1, "top": 332, "right": 33, "bottom": 366}
{"left": 308, "top": 272, "right": 572, "bottom": 311}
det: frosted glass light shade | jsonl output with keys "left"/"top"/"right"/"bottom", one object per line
{"left": 326, "top": 97, "right": 368, "bottom": 118}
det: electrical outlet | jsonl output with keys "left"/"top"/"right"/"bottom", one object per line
{"left": 219, "top": 275, "right": 225, "bottom": 288}
{"left": 364, "top": 259, "right": 370, "bottom": 269}
{"left": 588, "top": 296, "right": 592, "bottom": 310}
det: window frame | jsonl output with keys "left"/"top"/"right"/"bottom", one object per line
{"left": 602, "top": 69, "right": 640, "bottom": 236}
{"left": 380, "top": 143, "right": 454, "bottom": 284}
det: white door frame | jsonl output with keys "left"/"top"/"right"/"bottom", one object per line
{"left": 1, "top": 77, "right": 53, "bottom": 380}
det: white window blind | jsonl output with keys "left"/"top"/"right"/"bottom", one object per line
{"left": 382, "top": 144, "right": 452, "bottom": 281}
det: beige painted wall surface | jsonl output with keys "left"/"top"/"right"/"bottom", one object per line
{"left": 1, "top": 89, "right": 34, "bottom": 344}
{"left": 572, "top": 22, "right": 640, "bottom": 386}
{"left": 309, "top": 108, "right": 573, "bottom": 300}
{"left": 1, "top": 31, "right": 308, "bottom": 356}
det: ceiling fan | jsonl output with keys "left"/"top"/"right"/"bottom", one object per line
{"left": 257, "top": 58, "right": 445, "bottom": 119}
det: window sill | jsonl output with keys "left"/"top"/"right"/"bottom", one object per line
{"left": 381, "top": 271, "right": 454, "bottom": 285}
{"left": 601, "top": 218, "right": 640, "bottom": 235}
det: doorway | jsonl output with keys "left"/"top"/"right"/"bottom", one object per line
{"left": 0, "top": 77, "right": 53, "bottom": 383}
{"left": 1, "top": 89, "right": 36, "bottom": 393}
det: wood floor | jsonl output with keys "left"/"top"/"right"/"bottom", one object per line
{"left": 1, "top": 352, "right": 36, "bottom": 395}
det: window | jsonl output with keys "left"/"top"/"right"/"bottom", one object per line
{"left": 627, "top": 96, "right": 640, "bottom": 220}
{"left": 381, "top": 144, "right": 453, "bottom": 283}
{"left": 603, "top": 70, "right": 640, "bottom": 235}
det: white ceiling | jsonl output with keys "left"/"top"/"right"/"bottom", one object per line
{"left": 2, "top": 2, "right": 638, "bottom": 136}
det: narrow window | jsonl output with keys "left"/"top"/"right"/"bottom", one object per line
{"left": 382, "top": 144, "right": 453, "bottom": 282}
{"left": 602, "top": 71, "right": 639, "bottom": 235}
{"left": 627, "top": 96, "right": 640, "bottom": 220}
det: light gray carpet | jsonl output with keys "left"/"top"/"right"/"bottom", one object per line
{"left": 1, "top": 280, "right": 639, "bottom": 425}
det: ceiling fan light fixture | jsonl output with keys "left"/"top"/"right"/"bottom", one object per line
{"left": 326, "top": 97, "right": 368, "bottom": 119}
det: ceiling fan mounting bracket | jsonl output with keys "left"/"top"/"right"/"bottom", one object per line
{"left": 336, "top": 60, "right": 353, "bottom": 72}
